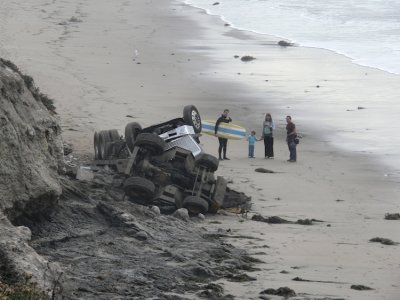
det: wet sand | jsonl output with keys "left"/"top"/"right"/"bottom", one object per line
{"left": 1, "top": 0, "right": 399, "bottom": 299}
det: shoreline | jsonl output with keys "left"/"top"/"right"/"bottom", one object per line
{"left": 1, "top": 0, "right": 399, "bottom": 299}
{"left": 188, "top": 1, "right": 400, "bottom": 173}
{"left": 184, "top": 0, "right": 400, "bottom": 76}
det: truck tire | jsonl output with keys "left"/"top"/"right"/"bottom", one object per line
{"left": 94, "top": 131, "right": 100, "bottom": 159}
{"left": 99, "top": 131, "right": 111, "bottom": 160}
{"left": 125, "top": 122, "right": 142, "bottom": 152}
{"left": 183, "top": 196, "right": 209, "bottom": 214}
{"left": 108, "top": 129, "right": 120, "bottom": 142}
{"left": 124, "top": 176, "right": 155, "bottom": 201}
{"left": 195, "top": 153, "right": 219, "bottom": 172}
{"left": 104, "top": 142, "right": 115, "bottom": 159}
{"left": 183, "top": 105, "right": 202, "bottom": 133}
{"left": 134, "top": 133, "right": 166, "bottom": 155}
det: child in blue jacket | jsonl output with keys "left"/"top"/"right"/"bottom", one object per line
{"left": 247, "top": 130, "right": 258, "bottom": 158}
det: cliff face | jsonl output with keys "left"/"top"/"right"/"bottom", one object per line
{"left": 0, "top": 59, "right": 63, "bottom": 222}
{"left": 0, "top": 59, "right": 63, "bottom": 292}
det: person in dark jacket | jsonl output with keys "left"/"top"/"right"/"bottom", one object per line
{"left": 215, "top": 109, "right": 232, "bottom": 160}
{"left": 286, "top": 115, "right": 297, "bottom": 162}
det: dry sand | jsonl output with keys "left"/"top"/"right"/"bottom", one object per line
{"left": 1, "top": 0, "right": 399, "bottom": 299}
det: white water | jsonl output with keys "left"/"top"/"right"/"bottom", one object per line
{"left": 185, "top": 0, "right": 400, "bottom": 75}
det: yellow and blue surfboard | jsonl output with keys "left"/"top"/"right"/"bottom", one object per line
{"left": 201, "top": 119, "right": 246, "bottom": 140}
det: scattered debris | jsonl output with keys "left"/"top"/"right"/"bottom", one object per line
{"left": 351, "top": 284, "right": 374, "bottom": 291}
{"left": 223, "top": 188, "right": 252, "bottom": 212}
{"left": 369, "top": 237, "right": 398, "bottom": 245}
{"left": 385, "top": 213, "right": 400, "bottom": 220}
{"left": 278, "top": 40, "right": 294, "bottom": 47}
{"left": 150, "top": 205, "right": 161, "bottom": 215}
{"left": 76, "top": 166, "right": 94, "bottom": 182}
{"left": 197, "top": 283, "right": 224, "bottom": 298}
{"left": 297, "top": 219, "right": 313, "bottom": 225}
{"left": 254, "top": 168, "right": 274, "bottom": 173}
{"left": 225, "top": 273, "right": 256, "bottom": 282}
{"left": 68, "top": 16, "right": 82, "bottom": 23}
{"left": 298, "top": 218, "right": 324, "bottom": 225}
{"left": 252, "top": 214, "right": 323, "bottom": 225}
{"left": 292, "top": 277, "right": 348, "bottom": 284}
{"left": 240, "top": 56, "right": 256, "bottom": 62}
{"left": 63, "top": 142, "right": 74, "bottom": 156}
{"left": 173, "top": 208, "right": 190, "bottom": 221}
{"left": 260, "top": 287, "right": 296, "bottom": 297}
{"left": 252, "top": 214, "right": 291, "bottom": 224}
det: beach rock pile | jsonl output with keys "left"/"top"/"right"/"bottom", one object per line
{"left": 0, "top": 59, "right": 63, "bottom": 293}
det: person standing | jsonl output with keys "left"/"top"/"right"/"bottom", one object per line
{"left": 247, "top": 130, "right": 257, "bottom": 158}
{"left": 261, "top": 113, "right": 275, "bottom": 159}
{"left": 215, "top": 109, "right": 232, "bottom": 160}
{"left": 286, "top": 115, "right": 297, "bottom": 162}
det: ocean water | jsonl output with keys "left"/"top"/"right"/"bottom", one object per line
{"left": 185, "top": 0, "right": 400, "bottom": 75}
{"left": 184, "top": 0, "right": 400, "bottom": 178}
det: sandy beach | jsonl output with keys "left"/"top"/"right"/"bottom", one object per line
{"left": 1, "top": 0, "right": 399, "bottom": 299}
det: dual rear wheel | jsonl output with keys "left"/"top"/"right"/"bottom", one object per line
{"left": 93, "top": 129, "right": 120, "bottom": 160}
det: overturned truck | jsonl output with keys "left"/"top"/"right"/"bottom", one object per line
{"left": 93, "top": 105, "right": 227, "bottom": 214}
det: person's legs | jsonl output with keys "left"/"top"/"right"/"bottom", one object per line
{"left": 249, "top": 145, "right": 254, "bottom": 158}
{"left": 266, "top": 136, "right": 274, "bottom": 158}
{"left": 222, "top": 139, "right": 229, "bottom": 159}
{"left": 288, "top": 142, "right": 296, "bottom": 161}
{"left": 264, "top": 137, "right": 268, "bottom": 158}
{"left": 218, "top": 138, "right": 224, "bottom": 159}
{"left": 270, "top": 137, "right": 274, "bottom": 158}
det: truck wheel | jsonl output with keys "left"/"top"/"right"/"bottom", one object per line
{"left": 134, "top": 133, "right": 166, "bottom": 155}
{"left": 124, "top": 176, "right": 155, "bottom": 201}
{"left": 195, "top": 153, "right": 219, "bottom": 172}
{"left": 104, "top": 142, "right": 115, "bottom": 159}
{"left": 94, "top": 131, "right": 100, "bottom": 159}
{"left": 183, "top": 196, "right": 209, "bottom": 214}
{"left": 108, "top": 129, "right": 120, "bottom": 142}
{"left": 125, "top": 122, "right": 142, "bottom": 152}
{"left": 183, "top": 105, "right": 202, "bottom": 133}
{"left": 99, "top": 131, "right": 111, "bottom": 160}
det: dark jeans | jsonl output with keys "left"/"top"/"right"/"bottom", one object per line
{"left": 218, "top": 137, "right": 228, "bottom": 158}
{"left": 248, "top": 145, "right": 255, "bottom": 157}
{"left": 264, "top": 136, "right": 274, "bottom": 158}
{"left": 288, "top": 141, "right": 297, "bottom": 161}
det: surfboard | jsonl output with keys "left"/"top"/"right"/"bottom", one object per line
{"left": 201, "top": 119, "right": 247, "bottom": 140}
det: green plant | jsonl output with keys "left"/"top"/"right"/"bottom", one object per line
{"left": 0, "top": 280, "right": 46, "bottom": 300}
